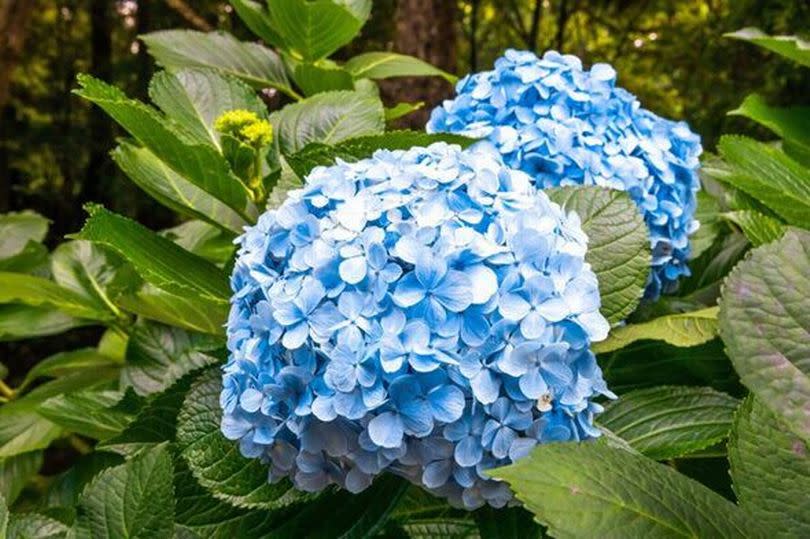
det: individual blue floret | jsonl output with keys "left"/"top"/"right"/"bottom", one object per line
{"left": 220, "top": 141, "right": 613, "bottom": 509}
{"left": 427, "top": 50, "right": 702, "bottom": 299}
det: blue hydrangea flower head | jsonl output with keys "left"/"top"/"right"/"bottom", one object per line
{"left": 427, "top": 50, "right": 703, "bottom": 299}
{"left": 221, "top": 142, "right": 614, "bottom": 509}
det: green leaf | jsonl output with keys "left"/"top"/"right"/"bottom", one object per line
{"left": 546, "top": 187, "right": 651, "bottom": 324}
{"left": 0, "top": 412, "right": 61, "bottom": 458}
{"left": 149, "top": 69, "right": 267, "bottom": 150}
{"left": 229, "top": 0, "right": 286, "bottom": 47}
{"left": 726, "top": 28, "right": 810, "bottom": 67}
{"left": 395, "top": 519, "right": 479, "bottom": 538}
{"left": 717, "top": 135, "right": 810, "bottom": 228}
{"left": 285, "top": 130, "right": 478, "bottom": 178}
{"left": 0, "top": 241, "right": 49, "bottom": 274}
{"left": 0, "top": 305, "right": 87, "bottom": 342}
{"left": 20, "top": 348, "right": 120, "bottom": 393}
{"left": 721, "top": 210, "right": 786, "bottom": 247}
{"left": 728, "top": 396, "right": 810, "bottom": 537}
{"left": 72, "top": 445, "right": 174, "bottom": 539}
{"left": 72, "top": 205, "right": 230, "bottom": 301}
{"left": 7, "top": 512, "right": 69, "bottom": 539}
{"left": 270, "top": 90, "right": 385, "bottom": 155}
{"left": 598, "top": 386, "right": 738, "bottom": 459}
{"left": 101, "top": 376, "right": 194, "bottom": 456}
{"left": 161, "top": 221, "right": 236, "bottom": 265}
{"left": 44, "top": 452, "right": 124, "bottom": 508}
{"left": 0, "top": 493, "right": 6, "bottom": 537}
{"left": 113, "top": 144, "right": 249, "bottom": 235}
{"left": 123, "top": 321, "right": 223, "bottom": 396}
{"left": 690, "top": 190, "right": 722, "bottom": 260}
{"left": 292, "top": 61, "right": 355, "bottom": 96}
{"left": 266, "top": 157, "right": 304, "bottom": 210}
{"left": 345, "top": 52, "right": 457, "bottom": 83}
{"left": 0, "top": 451, "right": 42, "bottom": 504}
{"left": 267, "top": 0, "right": 370, "bottom": 61}
{"left": 720, "top": 228, "right": 810, "bottom": 441}
{"left": 491, "top": 441, "right": 764, "bottom": 539}
{"left": 385, "top": 102, "right": 424, "bottom": 122}
{"left": 593, "top": 307, "right": 719, "bottom": 354}
{"left": 141, "top": 30, "right": 297, "bottom": 99}
{"left": 115, "top": 284, "right": 227, "bottom": 336}
{"left": 729, "top": 93, "right": 810, "bottom": 165}
{"left": 50, "top": 241, "right": 130, "bottom": 320}
{"left": 176, "top": 368, "right": 306, "bottom": 509}
{"left": 74, "top": 75, "right": 256, "bottom": 221}
{"left": 0, "top": 211, "right": 49, "bottom": 261}
{"left": 475, "top": 506, "right": 543, "bottom": 538}
{"left": 0, "top": 272, "right": 112, "bottom": 322}
{"left": 36, "top": 390, "right": 134, "bottom": 441}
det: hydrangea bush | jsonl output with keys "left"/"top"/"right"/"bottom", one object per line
{"left": 428, "top": 50, "right": 703, "bottom": 299}
{"left": 221, "top": 142, "right": 613, "bottom": 508}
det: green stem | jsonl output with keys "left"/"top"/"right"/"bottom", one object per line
{"left": 0, "top": 379, "right": 15, "bottom": 399}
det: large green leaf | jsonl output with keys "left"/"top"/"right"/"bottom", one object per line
{"left": 36, "top": 390, "right": 134, "bottom": 441}
{"left": 122, "top": 321, "right": 224, "bottom": 396}
{"left": 0, "top": 272, "right": 112, "bottom": 321}
{"left": 71, "top": 445, "right": 175, "bottom": 538}
{"left": 689, "top": 190, "right": 722, "bottom": 260}
{"left": 345, "top": 52, "right": 457, "bottom": 83}
{"left": 176, "top": 368, "right": 306, "bottom": 509}
{"left": 270, "top": 90, "right": 385, "bottom": 155}
{"left": 267, "top": 0, "right": 370, "bottom": 61}
{"left": 491, "top": 441, "right": 764, "bottom": 538}
{"left": 0, "top": 411, "right": 61, "bottom": 459}
{"left": 50, "top": 241, "right": 131, "bottom": 320}
{"left": 141, "top": 30, "right": 297, "bottom": 98}
{"left": 728, "top": 396, "right": 810, "bottom": 538}
{"left": 19, "top": 348, "right": 120, "bottom": 392}
{"left": 729, "top": 93, "right": 810, "bottom": 165}
{"left": 161, "top": 220, "right": 236, "bottom": 266}
{"left": 72, "top": 205, "right": 230, "bottom": 302}
{"left": 593, "top": 307, "right": 718, "bottom": 354}
{"left": 291, "top": 61, "right": 355, "bottom": 96}
{"left": 598, "top": 386, "right": 738, "bottom": 459}
{"left": 149, "top": 69, "right": 267, "bottom": 150}
{"left": 547, "top": 187, "right": 650, "bottom": 324}
{"left": 116, "top": 283, "right": 228, "bottom": 336}
{"left": 726, "top": 28, "right": 810, "bottom": 67}
{"left": 7, "top": 512, "right": 68, "bottom": 539}
{"left": 0, "top": 305, "right": 87, "bottom": 342}
{"left": 721, "top": 210, "right": 786, "bottom": 247}
{"left": 719, "top": 228, "right": 810, "bottom": 441}
{"left": 285, "top": 130, "right": 478, "bottom": 178}
{"left": 0, "top": 211, "right": 49, "bottom": 260}
{"left": 229, "top": 0, "right": 286, "bottom": 48}
{"left": 717, "top": 135, "right": 810, "bottom": 228}
{"left": 74, "top": 75, "right": 256, "bottom": 221}
{"left": 44, "top": 452, "right": 124, "bottom": 508}
{"left": 0, "top": 450, "right": 42, "bottom": 504}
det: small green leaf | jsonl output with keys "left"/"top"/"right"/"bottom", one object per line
{"left": 0, "top": 240, "right": 49, "bottom": 274}
{"left": 547, "top": 187, "right": 650, "bottom": 324}
{"left": 161, "top": 220, "right": 236, "bottom": 265}
{"left": 0, "top": 450, "right": 43, "bottom": 504}
{"left": 598, "top": 386, "right": 739, "bottom": 459}
{"left": 0, "top": 305, "right": 87, "bottom": 342}
{"left": 176, "top": 368, "right": 306, "bottom": 509}
{"left": 690, "top": 190, "right": 722, "bottom": 260}
{"left": 729, "top": 93, "right": 810, "bottom": 165}
{"left": 0, "top": 211, "right": 49, "bottom": 261}
{"left": 728, "top": 396, "right": 810, "bottom": 537}
{"left": 385, "top": 102, "right": 424, "bottom": 122}
{"left": 0, "top": 272, "right": 112, "bottom": 322}
{"left": 122, "top": 321, "right": 224, "bottom": 396}
{"left": 116, "top": 283, "right": 228, "bottom": 336}
{"left": 149, "top": 69, "right": 268, "bottom": 150}
{"left": 72, "top": 445, "right": 175, "bottom": 538}
{"left": 270, "top": 90, "right": 385, "bottom": 155}
{"left": 72, "top": 205, "right": 231, "bottom": 302}
{"left": 141, "top": 30, "right": 297, "bottom": 98}
{"left": 267, "top": 0, "right": 370, "bottom": 61}
{"left": 36, "top": 390, "right": 134, "bottom": 441}
{"left": 491, "top": 441, "right": 765, "bottom": 538}
{"left": 593, "top": 307, "right": 718, "bottom": 354}
{"left": 19, "top": 347, "right": 119, "bottom": 393}
{"left": 719, "top": 228, "right": 810, "bottom": 441}
{"left": 7, "top": 512, "right": 69, "bottom": 539}
{"left": 229, "top": 0, "right": 286, "bottom": 48}
{"left": 0, "top": 411, "right": 61, "bottom": 459}
{"left": 717, "top": 135, "right": 810, "bottom": 228}
{"left": 0, "top": 493, "right": 7, "bottom": 537}
{"left": 726, "top": 28, "right": 810, "bottom": 67}
{"left": 721, "top": 210, "right": 786, "bottom": 247}
{"left": 292, "top": 61, "right": 355, "bottom": 96}
{"left": 345, "top": 52, "right": 457, "bottom": 83}
{"left": 74, "top": 75, "right": 256, "bottom": 221}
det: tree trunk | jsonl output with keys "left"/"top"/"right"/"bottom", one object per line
{"left": 0, "top": 0, "right": 34, "bottom": 107}
{"left": 382, "top": 0, "right": 457, "bottom": 128}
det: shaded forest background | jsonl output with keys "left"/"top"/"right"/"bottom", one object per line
{"left": 1, "top": 0, "right": 809, "bottom": 241}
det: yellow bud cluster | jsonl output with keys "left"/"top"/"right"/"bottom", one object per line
{"left": 214, "top": 109, "right": 273, "bottom": 147}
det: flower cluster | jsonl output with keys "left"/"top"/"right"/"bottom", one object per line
{"left": 427, "top": 50, "right": 702, "bottom": 299}
{"left": 221, "top": 142, "right": 613, "bottom": 509}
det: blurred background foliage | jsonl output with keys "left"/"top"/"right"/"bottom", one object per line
{"left": 1, "top": 0, "right": 809, "bottom": 240}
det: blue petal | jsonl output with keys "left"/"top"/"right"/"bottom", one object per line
{"left": 428, "top": 385, "right": 465, "bottom": 423}
{"left": 339, "top": 256, "right": 368, "bottom": 285}
{"left": 455, "top": 436, "right": 484, "bottom": 467}
{"left": 368, "top": 411, "right": 405, "bottom": 448}
{"left": 392, "top": 273, "right": 425, "bottom": 308}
